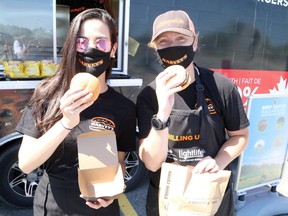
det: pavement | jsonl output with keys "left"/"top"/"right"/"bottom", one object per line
{"left": 0, "top": 178, "right": 149, "bottom": 216}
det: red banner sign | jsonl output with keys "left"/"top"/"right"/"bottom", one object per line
{"left": 213, "top": 69, "right": 288, "bottom": 108}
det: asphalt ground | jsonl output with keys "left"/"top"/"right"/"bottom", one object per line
{"left": 0, "top": 178, "right": 149, "bottom": 216}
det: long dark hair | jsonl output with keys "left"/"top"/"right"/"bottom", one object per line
{"left": 29, "top": 8, "right": 117, "bottom": 134}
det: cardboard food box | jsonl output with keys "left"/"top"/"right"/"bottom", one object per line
{"left": 77, "top": 130, "right": 125, "bottom": 201}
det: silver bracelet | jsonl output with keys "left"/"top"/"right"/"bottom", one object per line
{"left": 60, "top": 120, "right": 73, "bottom": 131}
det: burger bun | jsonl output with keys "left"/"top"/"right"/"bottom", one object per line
{"left": 70, "top": 72, "right": 101, "bottom": 103}
{"left": 165, "top": 65, "right": 191, "bottom": 91}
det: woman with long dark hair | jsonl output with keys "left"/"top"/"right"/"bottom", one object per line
{"left": 16, "top": 8, "right": 136, "bottom": 216}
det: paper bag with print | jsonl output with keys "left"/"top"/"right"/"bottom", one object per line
{"left": 159, "top": 162, "right": 231, "bottom": 216}
{"left": 182, "top": 170, "right": 231, "bottom": 215}
{"left": 159, "top": 163, "right": 193, "bottom": 216}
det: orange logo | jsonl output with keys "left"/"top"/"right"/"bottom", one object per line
{"left": 194, "top": 98, "right": 216, "bottom": 115}
{"left": 168, "top": 134, "right": 200, "bottom": 141}
{"left": 89, "top": 117, "right": 115, "bottom": 131}
{"left": 205, "top": 98, "right": 216, "bottom": 114}
{"left": 161, "top": 54, "right": 187, "bottom": 65}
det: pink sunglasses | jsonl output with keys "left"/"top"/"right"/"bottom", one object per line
{"left": 76, "top": 37, "right": 112, "bottom": 53}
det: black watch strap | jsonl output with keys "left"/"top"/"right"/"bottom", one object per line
{"left": 151, "top": 115, "right": 170, "bottom": 130}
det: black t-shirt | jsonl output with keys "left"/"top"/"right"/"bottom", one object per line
{"left": 16, "top": 86, "right": 136, "bottom": 181}
{"left": 136, "top": 65, "right": 249, "bottom": 148}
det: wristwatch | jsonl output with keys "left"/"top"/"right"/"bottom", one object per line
{"left": 151, "top": 115, "right": 170, "bottom": 130}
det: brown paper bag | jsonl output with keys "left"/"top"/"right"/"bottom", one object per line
{"left": 159, "top": 163, "right": 231, "bottom": 216}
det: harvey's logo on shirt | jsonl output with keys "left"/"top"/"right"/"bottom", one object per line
{"left": 195, "top": 98, "right": 216, "bottom": 115}
{"left": 89, "top": 117, "right": 115, "bottom": 131}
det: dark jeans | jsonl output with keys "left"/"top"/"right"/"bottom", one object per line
{"left": 34, "top": 172, "right": 120, "bottom": 216}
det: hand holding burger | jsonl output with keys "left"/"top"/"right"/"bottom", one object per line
{"left": 164, "top": 65, "right": 191, "bottom": 91}
{"left": 70, "top": 72, "right": 101, "bottom": 104}
{"left": 154, "top": 65, "right": 192, "bottom": 120}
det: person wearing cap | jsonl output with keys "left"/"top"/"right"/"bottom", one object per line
{"left": 136, "top": 10, "right": 249, "bottom": 216}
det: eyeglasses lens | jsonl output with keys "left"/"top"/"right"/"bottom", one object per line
{"left": 76, "top": 38, "right": 111, "bottom": 52}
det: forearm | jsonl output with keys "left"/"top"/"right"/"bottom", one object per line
{"left": 139, "top": 128, "right": 169, "bottom": 172}
{"left": 214, "top": 130, "right": 249, "bottom": 170}
{"left": 18, "top": 120, "right": 70, "bottom": 173}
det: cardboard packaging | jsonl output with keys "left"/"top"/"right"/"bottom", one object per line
{"left": 159, "top": 162, "right": 231, "bottom": 216}
{"left": 77, "top": 130, "right": 125, "bottom": 201}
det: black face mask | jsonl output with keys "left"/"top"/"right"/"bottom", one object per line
{"left": 77, "top": 48, "right": 111, "bottom": 77}
{"left": 157, "top": 45, "right": 195, "bottom": 69}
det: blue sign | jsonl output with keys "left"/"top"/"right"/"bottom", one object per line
{"left": 235, "top": 94, "right": 288, "bottom": 192}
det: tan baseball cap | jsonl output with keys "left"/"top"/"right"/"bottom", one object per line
{"left": 151, "top": 10, "right": 195, "bottom": 42}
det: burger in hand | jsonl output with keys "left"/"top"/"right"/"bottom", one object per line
{"left": 70, "top": 72, "right": 101, "bottom": 103}
{"left": 164, "top": 65, "right": 191, "bottom": 91}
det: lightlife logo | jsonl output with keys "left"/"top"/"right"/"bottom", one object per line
{"left": 179, "top": 148, "right": 206, "bottom": 160}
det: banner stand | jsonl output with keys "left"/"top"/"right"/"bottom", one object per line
{"left": 233, "top": 93, "right": 288, "bottom": 215}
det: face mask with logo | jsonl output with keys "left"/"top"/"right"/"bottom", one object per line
{"left": 157, "top": 45, "right": 195, "bottom": 69}
{"left": 77, "top": 48, "right": 111, "bottom": 77}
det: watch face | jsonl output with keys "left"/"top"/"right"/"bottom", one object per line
{"left": 151, "top": 115, "right": 170, "bottom": 130}
{"left": 152, "top": 118, "right": 161, "bottom": 129}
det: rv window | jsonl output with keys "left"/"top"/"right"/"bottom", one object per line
{"left": 0, "top": 0, "right": 129, "bottom": 75}
{"left": 56, "top": 0, "right": 129, "bottom": 75}
{"left": 0, "top": 0, "right": 53, "bottom": 62}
